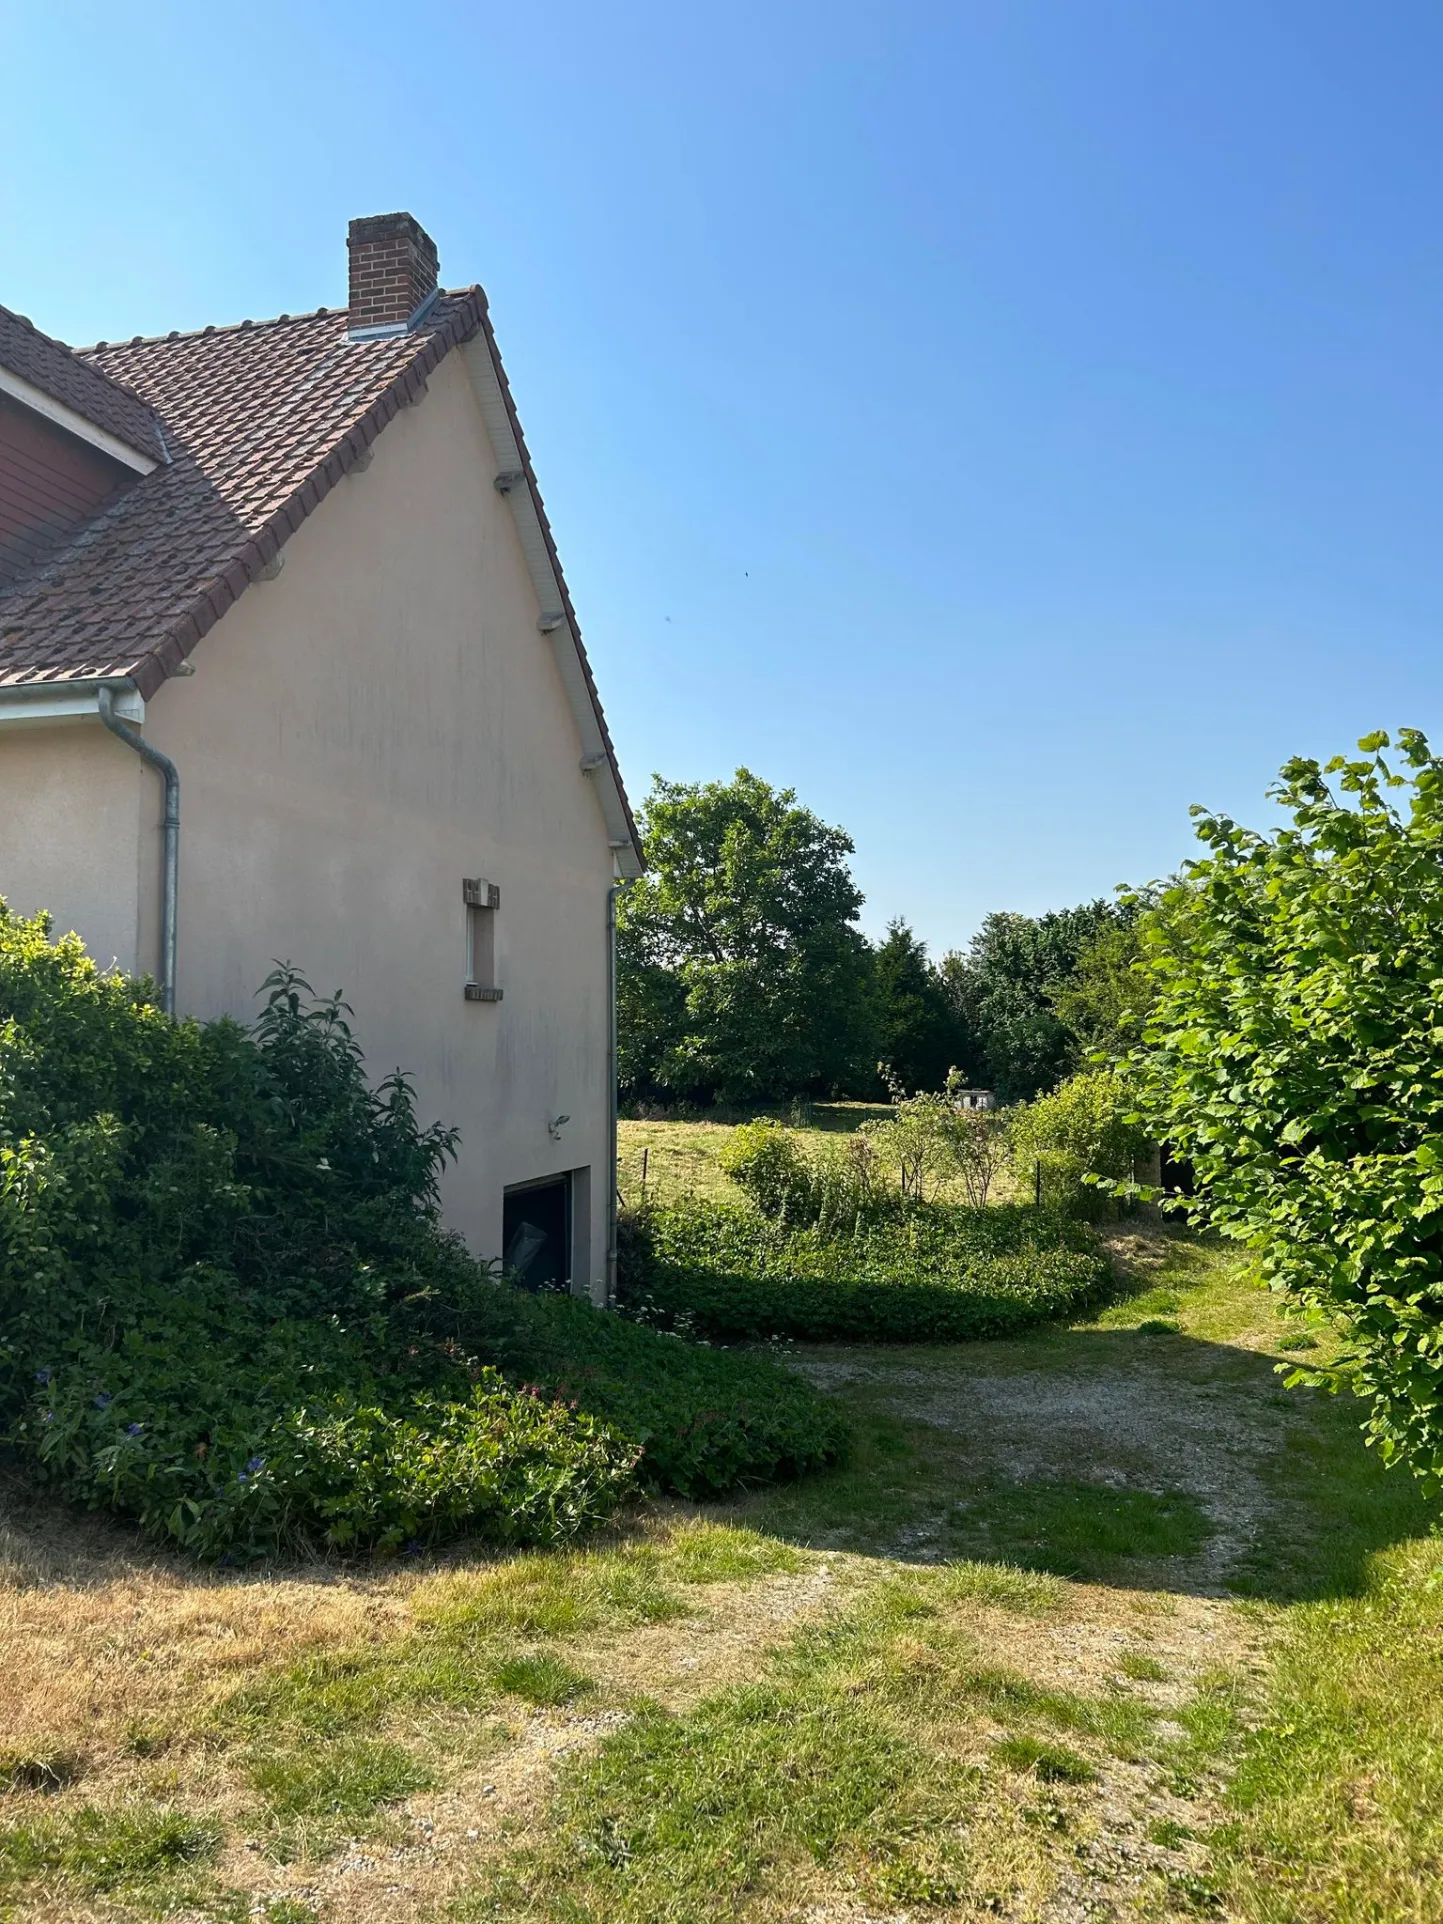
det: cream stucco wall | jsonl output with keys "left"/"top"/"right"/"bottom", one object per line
{"left": 0, "top": 720, "right": 146, "bottom": 971}
{"left": 0, "top": 350, "right": 618, "bottom": 1292}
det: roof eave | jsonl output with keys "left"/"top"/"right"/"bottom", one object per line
{"left": 459, "top": 315, "right": 644, "bottom": 876}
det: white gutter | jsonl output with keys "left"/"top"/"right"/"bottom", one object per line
{"left": 97, "top": 688, "right": 179, "bottom": 1016}
{"left": 0, "top": 366, "right": 160, "bottom": 474}
{"left": 0, "top": 680, "right": 144, "bottom": 727}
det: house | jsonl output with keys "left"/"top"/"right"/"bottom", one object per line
{"left": 0, "top": 213, "right": 643, "bottom": 1303}
{"left": 952, "top": 1088, "right": 995, "bottom": 1112}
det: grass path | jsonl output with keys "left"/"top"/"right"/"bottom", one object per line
{"left": 2, "top": 1227, "right": 1442, "bottom": 1920}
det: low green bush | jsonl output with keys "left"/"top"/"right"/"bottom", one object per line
{"left": 1007, "top": 1070, "right": 1149, "bottom": 1219}
{"left": 0, "top": 907, "right": 844, "bottom": 1559}
{"left": 720, "top": 1118, "right": 818, "bottom": 1222}
{"left": 618, "top": 1197, "right": 1112, "bottom": 1344}
{"left": 18, "top": 1318, "right": 637, "bottom": 1561}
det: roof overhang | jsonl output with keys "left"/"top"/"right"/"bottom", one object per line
{"left": 0, "top": 366, "right": 159, "bottom": 475}
{"left": 460, "top": 325, "right": 643, "bottom": 877}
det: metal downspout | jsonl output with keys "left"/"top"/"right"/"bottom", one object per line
{"left": 605, "top": 882, "right": 619, "bottom": 1308}
{"left": 97, "top": 687, "right": 179, "bottom": 1015}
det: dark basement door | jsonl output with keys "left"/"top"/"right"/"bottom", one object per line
{"left": 502, "top": 1174, "right": 572, "bottom": 1290}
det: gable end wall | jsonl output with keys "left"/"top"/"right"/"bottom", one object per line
{"left": 135, "top": 351, "right": 615, "bottom": 1276}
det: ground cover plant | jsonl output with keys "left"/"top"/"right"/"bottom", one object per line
{"left": 618, "top": 1082, "right": 1140, "bottom": 1349}
{"left": 417, "top": 1274, "right": 847, "bottom": 1497}
{"left": 617, "top": 1107, "right": 1108, "bottom": 1345}
{"left": 0, "top": 909, "right": 843, "bottom": 1561}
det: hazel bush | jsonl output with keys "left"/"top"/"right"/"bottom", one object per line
{"left": 1125, "top": 730, "right": 1443, "bottom": 1481}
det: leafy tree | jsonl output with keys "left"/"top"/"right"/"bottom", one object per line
{"left": 1051, "top": 901, "right": 1156, "bottom": 1062}
{"left": 872, "top": 917, "right": 967, "bottom": 1093}
{"left": 616, "top": 770, "right": 876, "bottom": 1105}
{"left": 1125, "top": 730, "right": 1443, "bottom": 1481}
{"left": 939, "top": 901, "right": 1126, "bottom": 1101}
{"left": 615, "top": 919, "right": 687, "bottom": 1098}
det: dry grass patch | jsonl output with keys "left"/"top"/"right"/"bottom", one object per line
{"left": 205, "top": 1551, "right": 847, "bottom": 1923}
{"left": 0, "top": 1508, "right": 832, "bottom": 1921}
{"left": 0, "top": 1500, "right": 411, "bottom": 1770}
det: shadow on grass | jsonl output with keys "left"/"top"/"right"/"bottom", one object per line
{"left": 729, "top": 1322, "right": 1440, "bottom": 1605}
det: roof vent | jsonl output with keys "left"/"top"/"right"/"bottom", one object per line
{"left": 346, "top": 213, "right": 440, "bottom": 341}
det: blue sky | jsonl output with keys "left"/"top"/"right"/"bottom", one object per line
{"left": 6, "top": 1, "right": 1442, "bottom": 955}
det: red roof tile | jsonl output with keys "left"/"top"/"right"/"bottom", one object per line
{"left": 0, "top": 304, "right": 166, "bottom": 465}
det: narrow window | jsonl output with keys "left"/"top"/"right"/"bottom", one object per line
{"left": 463, "top": 878, "right": 502, "bottom": 1001}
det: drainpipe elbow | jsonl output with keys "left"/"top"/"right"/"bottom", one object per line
{"left": 97, "top": 686, "right": 180, "bottom": 1016}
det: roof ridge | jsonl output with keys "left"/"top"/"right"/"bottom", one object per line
{"left": 77, "top": 287, "right": 483, "bottom": 358}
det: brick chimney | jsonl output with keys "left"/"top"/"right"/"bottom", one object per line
{"left": 346, "top": 213, "right": 440, "bottom": 338}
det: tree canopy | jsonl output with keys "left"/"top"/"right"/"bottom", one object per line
{"left": 616, "top": 769, "right": 875, "bottom": 1104}
{"left": 617, "top": 771, "right": 1141, "bottom": 1109}
{"left": 938, "top": 900, "right": 1130, "bottom": 1101}
{"left": 872, "top": 918, "right": 966, "bottom": 1094}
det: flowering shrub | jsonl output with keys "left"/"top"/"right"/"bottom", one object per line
{"left": 423, "top": 1273, "right": 847, "bottom": 1496}
{"left": 0, "top": 907, "right": 843, "bottom": 1558}
{"left": 20, "top": 1335, "right": 637, "bottom": 1561}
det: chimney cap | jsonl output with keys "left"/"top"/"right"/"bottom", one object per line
{"left": 348, "top": 210, "right": 434, "bottom": 247}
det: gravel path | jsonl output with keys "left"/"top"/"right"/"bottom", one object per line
{"left": 779, "top": 1291, "right": 1293, "bottom": 1921}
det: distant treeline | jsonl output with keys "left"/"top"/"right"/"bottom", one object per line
{"left": 617, "top": 769, "right": 1150, "bottom": 1107}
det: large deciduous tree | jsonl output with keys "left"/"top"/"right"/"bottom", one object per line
{"left": 616, "top": 770, "right": 876, "bottom": 1105}
{"left": 939, "top": 900, "right": 1127, "bottom": 1101}
{"left": 1125, "top": 730, "right": 1443, "bottom": 1480}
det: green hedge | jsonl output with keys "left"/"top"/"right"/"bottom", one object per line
{"left": 618, "top": 1199, "right": 1113, "bottom": 1344}
{"left": 0, "top": 907, "right": 844, "bottom": 1561}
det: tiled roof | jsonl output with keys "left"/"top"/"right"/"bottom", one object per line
{"left": 0, "top": 281, "right": 640, "bottom": 861}
{"left": 0, "top": 294, "right": 485, "bottom": 696}
{"left": 0, "top": 303, "right": 166, "bottom": 465}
